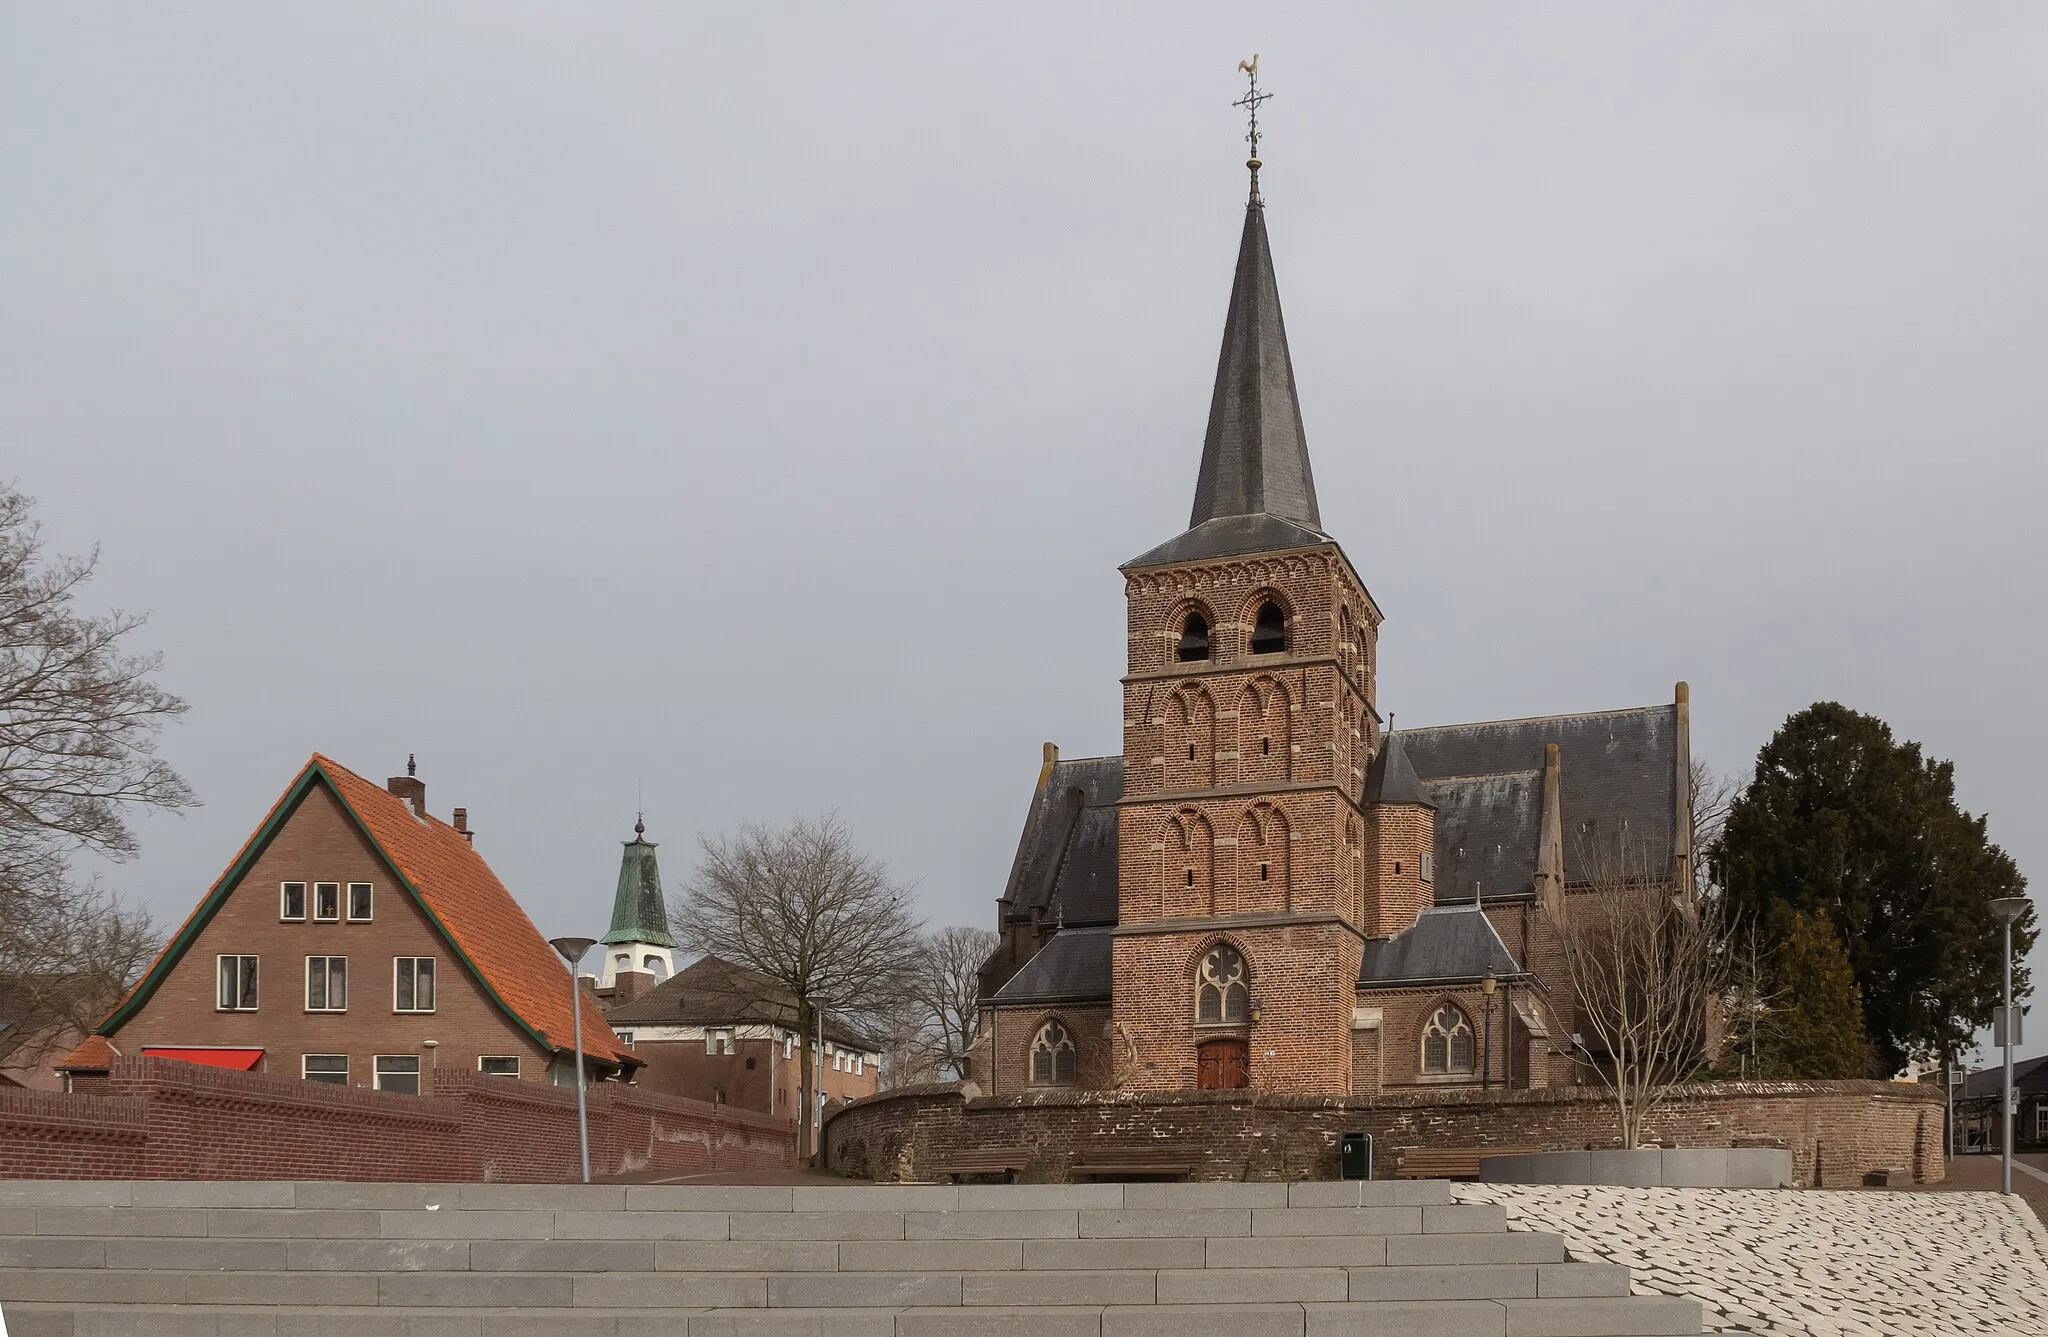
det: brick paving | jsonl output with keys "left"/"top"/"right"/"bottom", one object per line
{"left": 1455, "top": 1179, "right": 2048, "bottom": 1336}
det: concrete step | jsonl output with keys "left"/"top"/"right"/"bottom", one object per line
{"left": 0, "top": 1261, "right": 1631, "bottom": 1304}
{"left": 0, "top": 1297, "right": 1704, "bottom": 1337}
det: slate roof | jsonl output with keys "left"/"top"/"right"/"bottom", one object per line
{"left": 1363, "top": 734, "right": 1434, "bottom": 808}
{"left": 1357, "top": 906, "right": 1524, "bottom": 988}
{"left": 1401, "top": 705, "right": 1681, "bottom": 901}
{"left": 605, "top": 955, "right": 879, "bottom": 1051}
{"left": 989, "top": 926, "right": 1116, "bottom": 1006}
{"left": 1958, "top": 1055, "right": 2048, "bottom": 1101}
{"left": 602, "top": 820, "right": 677, "bottom": 948}
{"left": 1000, "top": 756, "right": 1122, "bottom": 929}
{"left": 1126, "top": 192, "right": 1329, "bottom": 570}
{"left": 99, "top": 755, "right": 636, "bottom": 1068}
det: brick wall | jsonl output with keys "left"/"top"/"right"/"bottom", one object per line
{"left": 0, "top": 1056, "right": 792, "bottom": 1182}
{"left": 823, "top": 1079, "right": 1945, "bottom": 1189}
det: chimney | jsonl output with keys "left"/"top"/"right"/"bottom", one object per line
{"left": 611, "top": 969, "right": 653, "bottom": 1005}
{"left": 452, "top": 808, "right": 472, "bottom": 844}
{"left": 387, "top": 754, "right": 426, "bottom": 818}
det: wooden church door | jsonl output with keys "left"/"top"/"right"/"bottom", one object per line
{"left": 1196, "top": 1037, "right": 1249, "bottom": 1090}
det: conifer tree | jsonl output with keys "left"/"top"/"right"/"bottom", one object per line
{"left": 1716, "top": 703, "right": 2030, "bottom": 1076}
{"left": 1761, "top": 908, "right": 1871, "bottom": 1079}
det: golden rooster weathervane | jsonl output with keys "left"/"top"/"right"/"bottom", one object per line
{"left": 1233, "top": 54, "right": 1272, "bottom": 201}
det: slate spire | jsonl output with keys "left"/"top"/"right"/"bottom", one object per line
{"left": 601, "top": 816, "right": 678, "bottom": 949}
{"left": 1187, "top": 183, "right": 1322, "bottom": 533}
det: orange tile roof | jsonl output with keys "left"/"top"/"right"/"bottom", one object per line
{"left": 56, "top": 1035, "right": 120, "bottom": 1071}
{"left": 312, "top": 756, "right": 635, "bottom": 1066}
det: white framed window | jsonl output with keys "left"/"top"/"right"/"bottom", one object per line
{"left": 783, "top": 1035, "right": 793, "bottom": 1060}
{"left": 217, "top": 955, "right": 259, "bottom": 1011}
{"left": 479, "top": 1056, "right": 519, "bottom": 1077}
{"left": 306, "top": 956, "right": 347, "bottom": 1012}
{"left": 615, "top": 1031, "right": 635, "bottom": 1048}
{"left": 1422, "top": 1005, "right": 1476, "bottom": 1075}
{"left": 313, "top": 882, "right": 340, "bottom": 921}
{"left": 303, "top": 1054, "right": 347, "bottom": 1084}
{"left": 346, "top": 882, "right": 373, "bottom": 921}
{"left": 280, "top": 882, "right": 307, "bottom": 921}
{"left": 853, "top": 1053, "right": 863, "bottom": 1076}
{"left": 393, "top": 957, "right": 436, "bottom": 1013}
{"left": 374, "top": 1055, "right": 421, "bottom": 1095}
{"left": 2037, "top": 1103, "right": 2047, "bottom": 1142}
{"left": 832, "top": 1049, "right": 843, "bottom": 1072}
{"left": 706, "top": 1028, "right": 735, "bottom": 1056}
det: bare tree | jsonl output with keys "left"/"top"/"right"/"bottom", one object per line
{"left": 1688, "top": 758, "right": 1739, "bottom": 894}
{"left": 1558, "top": 839, "right": 1735, "bottom": 1148}
{"left": 903, "top": 926, "right": 996, "bottom": 1082}
{"left": 671, "top": 814, "right": 923, "bottom": 1159}
{"left": 0, "top": 483, "right": 189, "bottom": 1076}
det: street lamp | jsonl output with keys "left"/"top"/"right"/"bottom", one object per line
{"left": 1481, "top": 972, "right": 1498, "bottom": 1091}
{"left": 548, "top": 936, "right": 598, "bottom": 1185}
{"left": 1988, "top": 897, "right": 2030, "bottom": 1197}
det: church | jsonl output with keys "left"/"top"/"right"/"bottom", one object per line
{"left": 974, "top": 143, "right": 1694, "bottom": 1100}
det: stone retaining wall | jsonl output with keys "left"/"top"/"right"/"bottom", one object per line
{"left": 822, "top": 1079, "right": 1945, "bottom": 1188}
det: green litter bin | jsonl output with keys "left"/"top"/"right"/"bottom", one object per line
{"left": 1340, "top": 1131, "right": 1372, "bottom": 1180}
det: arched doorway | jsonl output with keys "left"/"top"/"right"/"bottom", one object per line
{"left": 1196, "top": 1037, "right": 1249, "bottom": 1090}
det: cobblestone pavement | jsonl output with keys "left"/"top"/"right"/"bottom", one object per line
{"left": 1454, "top": 1182, "right": 2048, "bottom": 1336}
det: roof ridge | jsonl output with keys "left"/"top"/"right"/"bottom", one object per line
{"left": 1405, "top": 702, "right": 1672, "bottom": 734}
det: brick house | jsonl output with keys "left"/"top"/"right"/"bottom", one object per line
{"left": 604, "top": 955, "right": 881, "bottom": 1123}
{"left": 977, "top": 162, "right": 1692, "bottom": 1099}
{"left": 57, "top": 755, "right": 637, "bottom": 1093}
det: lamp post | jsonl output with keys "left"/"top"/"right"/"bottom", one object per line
{"left": 1481, "top": 972, "right": 1497, "bottom": 1090}
{"left": 1989, "top": 898, "right": 2030, "bottom": 1196}
{"left": 548, "top": 936, "right": 598, "bottom": 1185}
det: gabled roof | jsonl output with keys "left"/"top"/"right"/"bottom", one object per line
{"left": 988, "top": 926, "right": 1115, "bottom": 1006}
{"left": 999, "top": 755, "right": 1122, "bottom": 929}
{"left": 603, "top": 820, "right": 677, "bottom": 948}
{"left": 1959, "top": 1055, "right": 2048, "bottom": 1100}
{"left": 1358, "top": 906, "right": 1524, "bottom": 988}
{"left": 604, "top": 955, "right": 880, "bottom": 1052}
{"left": 1125, "top": 190, "right": 1329, "bottom": 570}
{"left": 98, "top": 755, "right": 634, "bottom": 1068}
{"left": 1402, "top": 704, "right": 1682, "bottom": 898}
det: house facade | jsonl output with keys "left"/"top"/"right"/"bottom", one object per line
{"left": 604, "top": 956, "right": 881, "bottom": 1120}
{"left": 60, "top": 755, "right": 636, "bottom": 1093}
{"left": 976, "top": 157, "right": 1692, "bottom": 1099}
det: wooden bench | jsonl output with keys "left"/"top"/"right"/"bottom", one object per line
{"left": 1070, "top": 1147, "right": 1200, "bottom": 1181}
{"left": 929, "top": 1148, "right": 1032, "bottom": 1183}
{"left": 1393, "top": 1147, "right": 1535, "bottom": 1181}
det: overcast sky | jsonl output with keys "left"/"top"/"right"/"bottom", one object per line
{"left": 4, "top": 5, "right": 2043, "bottom": 1064}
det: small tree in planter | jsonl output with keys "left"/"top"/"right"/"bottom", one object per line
{"left": 1558, "top": 840, "right": 1734, "bottom": 1148}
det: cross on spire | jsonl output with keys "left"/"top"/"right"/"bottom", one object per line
{"left": 1233, "top": 54, "right": 1273, "bottom": 201}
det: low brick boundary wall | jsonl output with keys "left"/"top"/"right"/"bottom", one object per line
{"left": 822, "top": 1080, "right": 1945, "bottom": 1188}
{"left": 0, "top": 1057, "right": 793, "bottom": 1181}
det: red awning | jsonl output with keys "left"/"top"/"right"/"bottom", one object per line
{"left": 141, "top": 1047, "right": 264, "bottom": 1071}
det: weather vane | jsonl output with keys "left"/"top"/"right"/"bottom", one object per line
{"left": 1234, "top": 54, "right": 1272, "bottom": 200}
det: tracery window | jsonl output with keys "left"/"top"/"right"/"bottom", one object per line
{"left": 1029, "top": 1021, "right": 1077, "bottom": 1087}
{"left": 1422, "top": 1005, "right": 1476, "bottom": 1075}
{"left": 1196, "top": 945, "right": 1250, "bottom": 1024}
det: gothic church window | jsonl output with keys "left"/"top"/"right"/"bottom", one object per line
{"left": 1177, "top": 612, "right": 1210, "bottom": 662}
{"left": 1250, "top": 602, "right": 1286, "bottom": 655}
{"left": 1196, "top": 945, "right": 1249, "bottom": 1024}
{"left": 1422, "top": 1005, "right": 1476, "bottom": 1075}
{"left": 1030, "top": 1021, "right": 1077, "bottom": 1086}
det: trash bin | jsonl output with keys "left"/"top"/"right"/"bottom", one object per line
{"left": 1340, "top": 1131, "right": 1372, "bottom": 1181}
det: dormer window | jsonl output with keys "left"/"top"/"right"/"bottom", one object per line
{"left": 1177, "top": 612, "right": 1210, "bottom": 662}
{"left": 1250, "top": 603, "right": 1286, "bottom": 655}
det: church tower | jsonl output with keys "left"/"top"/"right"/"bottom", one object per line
{"left": 598, "top": 817, "right": 679, "bottom": 991}
{"left": 1110, "top": 126, "right": 1384, "bottom": 1093}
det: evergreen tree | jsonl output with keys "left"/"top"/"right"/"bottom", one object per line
{"left": 1715, "top": 703, "right": 2031, "bottom": 1076}
{"left": 1760, "top": 907, "right": 1870, "bottom": 1079}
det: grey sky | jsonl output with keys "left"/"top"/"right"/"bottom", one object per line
{"left": 4, "top": 6, "right": 2043, "bottom": 1063}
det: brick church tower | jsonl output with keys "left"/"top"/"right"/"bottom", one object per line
{"left": 1109, "top": 159, "right": 1384, "bottom": 1093}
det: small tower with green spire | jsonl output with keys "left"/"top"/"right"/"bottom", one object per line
{"left": 599, "top": 815, "right": 679, "bottom": 989}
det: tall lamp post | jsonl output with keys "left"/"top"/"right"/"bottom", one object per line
{"left": 1480, "top": 972, "right": 1497, "bottom": 1090}
{"left": 548, "top": 936, "right": 598, "bottom": 1185}
{"left": 1988, "top": 897, "right": 2030, "bottom": 1196}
